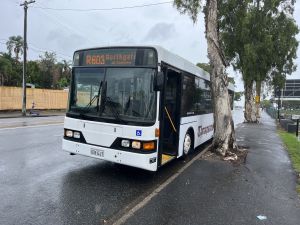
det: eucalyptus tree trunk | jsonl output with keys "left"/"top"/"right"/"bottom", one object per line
{"left": 244, "top": 80, "right": 257, "bottom": 122}
{"left": 255, "top": 80, "right": 261, "bottom": 120}
{"left": 205, "top": 0, "right": 238, "bottom": 156}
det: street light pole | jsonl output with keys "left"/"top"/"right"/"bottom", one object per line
{"left": 20, "top": 0, "right": 35, "bottom": 116}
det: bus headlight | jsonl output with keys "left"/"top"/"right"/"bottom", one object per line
{"left": 65, "top": 130, "right": 73, "bottom": 137}
{"left": 132, "top": 141, "right": 141, "bottom": 149}
{"left": 121, "top": 140, "right": 130, "bottom": 148}
{"left": 73, "top": 131, "right": 81, "bottom": 139}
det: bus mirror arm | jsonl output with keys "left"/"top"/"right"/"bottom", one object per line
{"left": 154, "top": 72, "right": 164, "bottom": 91}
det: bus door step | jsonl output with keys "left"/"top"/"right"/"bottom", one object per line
{"left": 161, "top": 154, "right": 176, "bottom": 165}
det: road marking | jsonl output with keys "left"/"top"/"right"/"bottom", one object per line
{"left": 0, "top": 123, "right": 63, "bottom": 131}
{"left": 112, "top": 145, "right": 210, "bottom": 225}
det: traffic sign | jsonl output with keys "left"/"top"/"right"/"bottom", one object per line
{"left": 292, "top": 115, "right": 300, "bottom": 120}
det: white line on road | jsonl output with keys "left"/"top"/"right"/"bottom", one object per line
{"left": 112, "top": 145, "right": 210, "bottom": 225}
{"left": 0, "top": 123, "right": 63, "bottom": 131}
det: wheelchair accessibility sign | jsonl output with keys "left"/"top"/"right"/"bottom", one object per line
{"left": 136, "top": 130, "right": 142, "bottom": 136}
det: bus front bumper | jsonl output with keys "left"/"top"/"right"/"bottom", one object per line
{"left": 62, "top": 139, "right": 158, "bottom": 171}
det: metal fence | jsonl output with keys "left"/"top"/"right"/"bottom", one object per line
{"left": 266, "top": 107, "right": 277, "bottom": 119}
{"left": 267, "top": 106, "right": 300, "bottom": 140}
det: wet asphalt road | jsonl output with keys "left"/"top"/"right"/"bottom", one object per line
{"left": 0, "top": 110, "right": 244, "bottom": 225}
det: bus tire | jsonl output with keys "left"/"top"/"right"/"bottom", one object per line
{"left": 183, "top": 131, "right": 193, "bottom": 156}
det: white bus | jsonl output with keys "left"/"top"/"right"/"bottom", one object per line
{"left": 63, "top": 46, "right": 234, "bottom": 171}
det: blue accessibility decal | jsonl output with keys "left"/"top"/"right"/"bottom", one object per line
{"left": 136, "top": 130, "right": 142, "bottom": 136}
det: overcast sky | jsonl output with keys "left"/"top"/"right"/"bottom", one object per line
{"left": 0, "top": 0, "right": 300, "bottom": 92}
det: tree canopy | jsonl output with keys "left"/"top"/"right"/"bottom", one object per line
{"left": 219, "top": 0, "right": 298, "bottom": 122}
{"left": 0, "top": 37, "right": 71, "bottom": 89}
{"left": 220, "top": 0, "right": 298, "bottom": 83}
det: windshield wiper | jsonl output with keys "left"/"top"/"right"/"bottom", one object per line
{"left": 99, "top": 83, "right": 126, "bottom": 124}
{"left": 102, "top": 97, "right": 127, "bottom": 124}
{"left": 81, "top": 81, "right": 103, "bottom": 112}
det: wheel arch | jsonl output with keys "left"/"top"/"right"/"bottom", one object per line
{"left": 186, "top": 127, "right": 195, "bottom": 149}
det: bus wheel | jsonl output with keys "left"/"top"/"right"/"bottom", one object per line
{"left": 183, "top": 132, "right": 193, "bottom": 156}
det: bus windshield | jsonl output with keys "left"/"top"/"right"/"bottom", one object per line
{"left": 69, "top": 67, "right": 157, "bottom": 125}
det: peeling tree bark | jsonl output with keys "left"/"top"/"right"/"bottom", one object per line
{"left": 255, "top": 80, "right": 261, "bottom": 120}
{"left": 205, "top": 0, "right": 238, "bottom": 156}
{"left": 244, "top": 80, "right": 257, "bottom": 123}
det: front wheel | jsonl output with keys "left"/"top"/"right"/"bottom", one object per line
{"left": 183, "top": 132, "right": 193, "bottom": 156}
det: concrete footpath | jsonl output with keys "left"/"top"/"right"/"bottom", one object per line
{"left": 123, "top": 112, "right": 300, "bottom": 225}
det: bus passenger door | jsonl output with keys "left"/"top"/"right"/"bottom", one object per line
{"left": 159, "top": 68, "right": 181, "bottom": 166}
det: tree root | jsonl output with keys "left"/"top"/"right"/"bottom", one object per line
{"left": 203, "top": 145, "right": 249, "bottom": 166}
{"left": 224, "top": 151, "right": 238, "bottom": 161}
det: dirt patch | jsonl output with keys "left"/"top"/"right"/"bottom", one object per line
{"left": 201, "top": 145, "right": 249, "bottom": 166}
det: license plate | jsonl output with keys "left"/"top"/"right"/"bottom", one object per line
{"left": 90, "top": 148, "right": 104, "bottom": 157}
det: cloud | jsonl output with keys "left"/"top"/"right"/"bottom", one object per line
{"left": 44, "top": 29, "right": 87, "bottom": 57}
{"left": 143, "top": 23, "right": 177, "bottom": 42}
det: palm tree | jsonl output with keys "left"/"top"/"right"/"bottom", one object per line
{"left": 6, "top": 35, "right": 24, "bottom": 61}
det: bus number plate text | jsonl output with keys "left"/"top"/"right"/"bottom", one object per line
{"left": 90, "top": 148, "right": 104, "bottom": 157}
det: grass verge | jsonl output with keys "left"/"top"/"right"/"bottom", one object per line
{"left": 278, "top": 129, "right": 300, "bottom": 194}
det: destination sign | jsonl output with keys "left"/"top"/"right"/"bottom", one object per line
{"left": 74, "top": 48, "right": 157, "bottom": 67}
{"left": 85, "top": 52, "right": 135, "bottom": 66}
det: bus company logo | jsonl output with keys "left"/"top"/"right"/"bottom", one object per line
{"left": 136, "top": 130, "right": 142, "bottom": 137}
{"left": 198, "top": 125, "right": 214, "bottom": 137}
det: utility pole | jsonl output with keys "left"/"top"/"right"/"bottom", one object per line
{"left": 20, "top": 0, "right": 35, "bottom": 116}
{"left": 277, "top": 88, "right": 281, "bottom": 122}
{"left": 275, "top": 86, "right": 281, "bottom": 121}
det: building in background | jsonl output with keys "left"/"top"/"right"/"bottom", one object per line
{"left": 274, "top": 79, "right": 300, "bottom": 109}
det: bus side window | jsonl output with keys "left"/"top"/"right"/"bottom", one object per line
{"left": 181, "top": 74, "right": 195, "bottom": 116}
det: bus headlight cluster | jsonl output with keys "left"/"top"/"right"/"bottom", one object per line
{"left": 121, "top": 140, "right": 130, "bottom": 148}
{"left": 120, "top": 139, "right": 155, "bottom": 151}
{"left": 73, "top": 132, "right": 81, "bottom": 139}
{"left": 132, "top": 141, "right": 141, "bottom": 149}
{"left": 64, "top": 129, "right": 81, "bottom": 139}
{"left": 65, "top": 130, "right": 73, "bottom": 137}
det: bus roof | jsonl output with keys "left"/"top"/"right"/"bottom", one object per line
{"left": 153, "top": 45, "right": 235, "bottom": 91}
{"left": 75, "top": 45, "right": 235, "bottom": 90}
{"left": 152, "top": 45, "right": 210, "bottom": 80}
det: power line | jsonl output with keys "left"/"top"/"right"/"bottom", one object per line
{"left": 29, "top": 47, "right": 71, "bottom": 60}
{"left": 0, "top": 40, "right": 71, "bottom": 60}
{"left": 1, "top": 37, "right": 71, "bottom": 58}
{"left": 34, "top": 4, "right": 98, "bottom": 45}
{"left": 28, "top": 43, "right": 71, "bottom": 58}
{"left": 31, "top": 1, "right": 173, "bottom": 12}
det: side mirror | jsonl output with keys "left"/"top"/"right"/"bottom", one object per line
{"left": 154, "top": 71, "right": 164, "bottom": 91}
